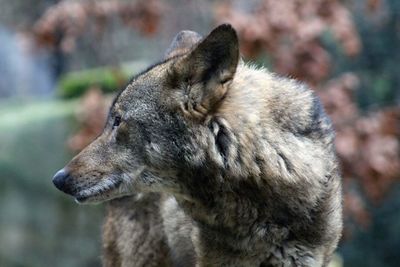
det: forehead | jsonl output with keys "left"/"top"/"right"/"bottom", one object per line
{"left": 111, "top": 59, "right": 175, "bottom": 115}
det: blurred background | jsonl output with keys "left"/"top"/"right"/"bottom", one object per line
{"left": 0, "top": 0, "right": 399, "bottom": 266}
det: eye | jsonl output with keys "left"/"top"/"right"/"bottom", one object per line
{"left": 113, "top": 116, "right": 121, "bottom": 128}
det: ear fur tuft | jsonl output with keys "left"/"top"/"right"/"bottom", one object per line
{"left": 170, "top": 24, "right": 240, "bottom": 121}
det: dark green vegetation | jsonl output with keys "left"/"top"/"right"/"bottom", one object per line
{"left": 339, "top": 185, "right": 400, "bottom": 267}
{"left": 57, "top": 62, "right": 148, "bottom": 99}
{"left": 332, "top": 0, "right": 400, "bottom": 110}
{"left": 0, "top": 100, "right": 103, "bottom": 267}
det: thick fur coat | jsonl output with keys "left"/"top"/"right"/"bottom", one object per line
{"left": 53, "top": 25, "right": 342, "bottom": 267}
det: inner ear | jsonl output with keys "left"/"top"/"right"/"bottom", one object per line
{"left": 164, "top": 30, "right": 203, "bottom": 59}
{"left": 186, "top": 24, "right": 239, "bottom": 85}
{"left": 172, "top": 24, "right": 239, "bottom": 120}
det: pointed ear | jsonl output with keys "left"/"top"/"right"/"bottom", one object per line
{"left": 164, "top": 30, "right": 203, "bottom": 59}
{"left": 186, "top": 24, "right": 239, "bottom": 84}
{"left": 174, "top": 24, "right": 239, "bottom": 120}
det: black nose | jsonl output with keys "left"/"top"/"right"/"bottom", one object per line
{"left": 52, "top": 169, "right": 73, "bottom": 195}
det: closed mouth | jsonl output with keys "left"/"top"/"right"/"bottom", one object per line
{"left": 75, "top": 195, "right": 89, "bottom": 202}
{"left": 74, "top": 178, "right": 122, "bottom": 204}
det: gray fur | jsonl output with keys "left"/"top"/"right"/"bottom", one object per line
{"left": 53, "top": 24, "right": 342, "bottom": 267}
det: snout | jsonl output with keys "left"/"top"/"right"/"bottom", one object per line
{"left": 52, "top": 168, "right": 74, "bottom": 195}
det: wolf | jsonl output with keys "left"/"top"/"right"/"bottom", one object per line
{"left": 53, "top": 24, "right": 342, "bottom": 267}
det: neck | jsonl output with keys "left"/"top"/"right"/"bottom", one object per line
{"left": 172, "top": 169, "right": 294, "bottom": 267}
{"left": 174, "top": 161, "right": 284, "bottom": 236}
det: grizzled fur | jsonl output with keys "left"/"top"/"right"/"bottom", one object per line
{"left": 102, "top": 193, "right": 173, "bottom": 267}
{"left": 53, "top": 24, "right": 342, "bottom": 267}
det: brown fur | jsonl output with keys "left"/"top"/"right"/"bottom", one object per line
{"left": 102, "top": 193, "right": 172, "bottom": 267}
{"left": 53, "top": 24, "right": 342, "bottom": 267}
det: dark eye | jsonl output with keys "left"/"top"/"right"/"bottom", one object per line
{"left": 113, "top": 116, "right": 121, "bottom": 128}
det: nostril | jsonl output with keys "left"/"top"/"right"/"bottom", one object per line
{"left": 52, "top": 169, "right": 70, "bottom": 193}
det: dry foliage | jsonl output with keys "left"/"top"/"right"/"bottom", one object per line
{"left": 216, "top": 0, "right": 361, "bottom": 85}
{"left": 321, "top": 75, "right": 400, "bottom": 202}
{"left": 34, "top": 0, "right": 164, "bottom": 53}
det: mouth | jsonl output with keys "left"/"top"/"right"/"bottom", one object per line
{"left": 74, "top": 178, "right": 123, "bottom": 204}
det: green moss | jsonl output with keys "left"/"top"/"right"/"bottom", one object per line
{"left": 57, "top": 68, "right": 127, "bottom": 98}
{"left": 57, "top": 61, "right": 148, "bottom": 99}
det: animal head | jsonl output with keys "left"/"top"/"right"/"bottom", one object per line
{"left": 52, "top": 24, "right": 239, "bottom": 203}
